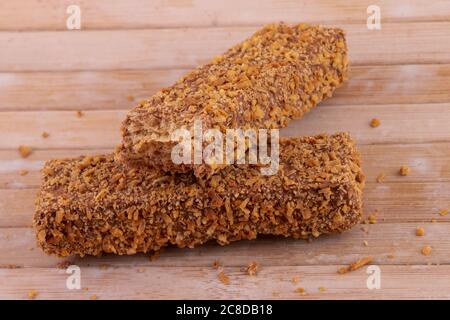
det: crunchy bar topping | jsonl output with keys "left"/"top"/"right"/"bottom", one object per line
{"left": 34, "top": 133, "right": 364, "bottom": 257}
{"left": 119, "top": 23, "right": 348, "bottom": 177}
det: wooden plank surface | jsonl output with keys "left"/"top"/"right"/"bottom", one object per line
{"left": 1, "top": 265, "right": 450, "bottom": 300}
{"left": 1, "top": 0, "right": 450, "bottom": 300}
{"left": 1, "top": 22, "right": 450, "bottom": 72}
{"left": 2, "top": 64, "right": 450, "bottom": 111}
{"left": 1, "top": 0, "right": 450, "bottom": 31}
{"left": 1, "top": 103, "right": 450, "bottom": 149}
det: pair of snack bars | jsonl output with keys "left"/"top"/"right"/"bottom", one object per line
{"left": 34, "top": 23, "right": 365, "bottom": 257}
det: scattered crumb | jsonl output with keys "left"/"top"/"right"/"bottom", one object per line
{"left": 56, "top": 261, "right": 71, "bottom": 269}
{"left": 360, "top": 226, "right": 369, "bottom": 234}
{"left": 212, "top": 260, "right": 221, "bottom": 269}
{"left": 29, "top": 247, "right": 34, "bottom": 251}
{"left": 416, "top": 227, "right": 425, "bottom": 237}
{"left": 338, "top": 256, "right": 373, "bottom": 274}
{"left": 99, "top": 264, "right": 109, "bottom": 270}
{"left": 41, "top": 131, "right": 49, "bottom": 138}
{"left": 19, "top": 169, "right": 28, "bottom": 176}
{"left": 218, "top": 271, "right": 230, "bottom": 285}
{"left": 387, "top": 254, "right": 395, "bottom": 259}
{"left": 295, "top": 287, "right": 307, "bottom": 295}
{"left": 127, "top": 95, "right": 135, "bottom": 102}
{"left": 421, "top": 246, "right": 432, "bottom": 256}
{"left": 399, "top": 165, "right": 410, "bottom": 176}
{"left": 291, "top": 276, "right": 300, "bottom": 284}
{"left": 272, "top": 291, "right": 280, "bottom": 297}
{"left": 137, "top": 268, "right": 145, "bottom": 273}
{"left": 18, "top": 145, "right": 32, "bottom": 158}
{"left": 318, "top": 287, "right": 327, "bottom": 293}
{"left": 363, "top": 240, "right": 369, "bottom": 247}
{"left": 90, "top": 294, "right": 98, "bottom": 300}
{"left": 439, "top": 209, "right": 448, "bottom": 216}
{"left": 365, "top": 213, "right": 377, "bottom": 224}
{"left": 0, "top": 264, "right": 20, "bottom": 269}
{"left": 83, "top": 287, "right": 89, "bottom": 291}
{"left": 27, "top": 290, "right": 38, "bottom": 300}
{"left": 149, "top": 250, "right": 161, "bottom": 261}
{"left": 376, "top": 172, "right": 385, "bottom": 183}
{"left": 431, "top": 218, "right": 437, "bottom": 223}
{"left": 246, "top": 261, "right": 258, "bottom": 276}
{"left": 370, "top": 118, "right": 381, "bottom": 128}
{"left": 76, "top": 110, "right": 83, "bottom": 117}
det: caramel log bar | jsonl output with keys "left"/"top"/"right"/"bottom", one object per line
{"left": 35, "top": 133, "right": 363, "bottom": 257}
{"left": 118, "top": 23, "right": 348, "bottom": 178}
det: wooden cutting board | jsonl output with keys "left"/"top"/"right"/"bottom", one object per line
{"left": 1, "top": 0, "right": 450, "bottom": 299}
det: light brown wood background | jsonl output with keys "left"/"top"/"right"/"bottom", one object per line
{"left": 1, "top": 0, "right": 450, "bottom": 300}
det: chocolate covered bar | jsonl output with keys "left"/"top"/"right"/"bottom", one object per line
{"left": 118, "top": 23, "right": 348, "bottom": 178}
{"left": 34, "top": 133, "right": 363, "bottom": 257}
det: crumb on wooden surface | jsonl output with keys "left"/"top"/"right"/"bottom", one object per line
{"left": 99, "top": 264, "right": 109, "bottom": 270}
{"left": 19, "top": 169, "right": 28, "bottom": 176}
{"left": 295, "top": 287, "right": 307, "bottom": 295}
{"left": 399, "top": 165, "right": 410, "bottom": 176}
{"left": 41, "top": 131, "right": 49, "bottom": 138}
{"left": 18, "top": 145, "right": 32, "bottom": 158}
{"left": 272, "top": 291, "right": 280, "bottom": 297}
{"left": 370, "top": 118, "right": 381, "bottom": 128}
{"left": 127, "top": 95, "right": 135, "bottom": 102}
{"left": 363, "top": 240, "right": 369, "bottom": 247}
{"left": 137, "top": 268, "right": 145, "bottom": 273}
{"left": 246, "top": 261, "right": 258, "bottom": 276}
{"left": 376, "top": 172, "right": 385, "bottom": 183}
{"left": 338, "top": 256, "right": 373, "bottom": 274}
{"left": 365, "top": 213, "right": 377, "bottom": 224}
{"left": 76, "top": 110, "right": 83, "bottom": 117}
{"left": 212, "top": 260, "right": 221, "bottom": 269}
{"left": 421, "top": 246, "right": 432, "bottom": 256}
{"left": 319, "top": 287, "right": 326, "bottom": 292}
{"left": 431, "top": 218, "right": 437, "bottom": 223}
{"left": 149, "top": 250, "right": 161, "bottom": 261}
{"left": 90, "top": 294, "right": 98, "bottom": 300}
{"left": 56, "top": 260, "right": 71, "bottom": 269}
{"left": 387, "top": 254, "right": 395, "bottom": 259}
{"left": 218, "top": 271, "right": 230, "bottom": 285}
{"left": 416, "top": 227, "right": 425, "bottom": 237}
{"left": 27, "top": 290, "right": 38, "bottom": 300}
{"left": 439, "top": 208, "right": 448, "bottom": 216}
{"left": 291, "top": 276, "right": 300, "bottom": 284}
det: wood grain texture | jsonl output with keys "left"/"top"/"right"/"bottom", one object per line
{"left": 1, "top": 22, "right": 450, "bottom": 72}
{"left": 1, "top": 265, "right": 450, "bottom": 299}
{"left": 1, "top": 0, "right": 450, "bottom": 300}
{"left": 1, "top": 0, "right": 449, "bottom": 31}
{"left": 1, "top": 103, "right": 449, "bottom": 149}
{"left": 2, "top": 64, "right": 450, "bottom": 111}
{"left": 0, "top": 223, "right": 448, "bottom": 268}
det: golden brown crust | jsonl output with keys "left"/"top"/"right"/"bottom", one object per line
{"left": 118, "top": 23, "right": 348, "bottom": 177}
{"left": 34, "top": 133, "right": 363, "bottom": 257}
